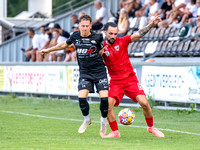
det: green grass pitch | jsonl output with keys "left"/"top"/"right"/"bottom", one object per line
{"left": 0, "top": 95, "right": 200, "bottom": 150}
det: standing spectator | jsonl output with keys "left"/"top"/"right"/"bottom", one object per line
{"left": 118, "top": 8, "right": 130, "bottom": 37}
{"left": 92, "top": 0, "right": 109, "bottom": 30}
{"left": 71, "top": 14, "right": 79, "bottom": 24}
{"left": 54, "top": 23, "right": 70, "bottom": 38}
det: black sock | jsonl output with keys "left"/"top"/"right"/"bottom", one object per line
{"left": 100, "top": 97, "right": 108, "bottom": 118}
{"left": 79, "top": 98, "right": 89, "bottom": 116}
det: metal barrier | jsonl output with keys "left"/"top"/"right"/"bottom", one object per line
{"left": 0, "top": 0, "right": 120, "bottom": 62}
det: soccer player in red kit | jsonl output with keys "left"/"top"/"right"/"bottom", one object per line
{"left": 100, "top": 16, "right": 165, "bottom": 138}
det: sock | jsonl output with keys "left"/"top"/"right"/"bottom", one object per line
{"left": 84, "top": 115, "right": 91, "bottom": 122}
{"left": 145, "top": 116, "right": 153, "bottom": 128}
{"left": 100, "top": 97, "right": 108, "bottom": 118}
{"left": 101, "top": 116, "right": 107, "bottom": 124}
{"left": 109, "top": 120, "right": 118, "bottom": 131}
{"left": 79, "top": 98, "right": 89, "bottom": 116}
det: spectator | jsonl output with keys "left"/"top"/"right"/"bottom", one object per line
{"left": 79, "top": 11, "right": 87, "bottom": 19}
{"left": 135, "top": 0, "right": 151, "bottom": 17}
{"left": 37, "top": 26, "right": 53, "bottom": 62}
{"left": 72, "top": 23, "right": 79, "bottom": 32}
{"left": 189, "top": 0, "right": 200, "bottom": 27}
{"left": 177, "top": 0, "right": 198, "bottom": 28}
{"left": 148, "top": 0, "right": 161, "bottom": 20}
{"left": 167, "top": 0, "right": 187, "bottom": 27}
{"left": 124, "top": 0, "right": 142, "bottom": 18}
{"left": 26, "top": 29, "right": 45, "bottom": 62}
{"left": 54, "top": 23, "right": 70, "bottom": 38}
{"left": 40, "top": 25, "right": 48, "bottom": 41}
{"left": 64, "top": 23, "right": 80, "bottom": 62}
{"left": 92, "top": 0, "right": 109, "bottom": 30}
{"left": 50, "top": 30, "right": 67, "bottom": 62}
{"left": 118, "top": 8, "right": 130, "bottom": 37}
{"left": 71, "top": 14, "right": 79, "bottom": 24}
{"left": 158, "top": 0, "right": 173, "bottom": 20}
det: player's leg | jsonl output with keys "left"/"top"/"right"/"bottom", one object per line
{"left": 99, "top": 90, "right": 108, "bottom": 137}
{"left": 102, "top": 97, "right": 120, "bottom": 138}
{"left": 136, "top": 95, "right": 165, "bottom": 137}
{"left": 96, "top": 77, "right": 109, "bottom": 137}
{"left": 124, "top": 74, "right": 164, "bottom": 137}
{"left": 78, "top": 78, "right": 94, "bottom": 134}
{"left": 78, "top": 89, "right": 91, "bottom": 134}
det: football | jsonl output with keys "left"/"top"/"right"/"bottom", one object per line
{"left": 118, "top": 108, "right": 135, "bottom": 125}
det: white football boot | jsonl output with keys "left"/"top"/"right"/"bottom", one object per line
{"left": 78, "top": 119, "right": 92, "bottom": 134}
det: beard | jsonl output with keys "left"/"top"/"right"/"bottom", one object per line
{"left": 107, "top": 38, "right": 116, "bottom": 45}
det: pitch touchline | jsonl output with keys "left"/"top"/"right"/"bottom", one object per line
{"left": 1, "top": 110, "right": 200, "bottom": 136}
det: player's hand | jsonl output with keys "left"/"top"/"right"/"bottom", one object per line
{"left": 40, "top": 49, "right": 50, "bottom": 56}
{"left": 99, "top": 46, "right": 108, "bottom": 56}
{"left": 151, "top": 15, "right": 162, "bottom": 26}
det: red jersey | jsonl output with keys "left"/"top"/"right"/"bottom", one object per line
{"left": 103, "top": 35, "right": 135, "bottom": 80}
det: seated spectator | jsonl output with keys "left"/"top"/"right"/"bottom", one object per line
{"left": 148, "top": 0, "right": 161, "bottom": 20}
{"left": 54, "top": 23, "right": 70, "bottom": 38}
{"left": 64, "top": 24, "right": 79, "bottom": 62}
{"left": 118, "top": 8, "right": 130, "bottom": 37}
{"left": 92, "top": 0, "right": 109, "bottom": 30}
{"left": 158, "top": 0, "right": 186, "bottom": 27}
{"left": 50, "top": 30, "right": 67, "bottom": 62}
{"left": 37, "top": 25, "right": 54, "bottom": 62}
{"left": 168, "top": 0, "right": 187, "bottom": 26}
{"left": 124, "top": 0, "right": 142, "bottom": 18}
{"left": 189, "top": 0, "right": 200, "bottom": 27}
{"left": 135, "top": 0, "right": 151, "bottom": 17}
{"left": 40, "top": 25, "right": 48, "bottom": 41}
{"left": 25, "top": 29, "right": 46, "bottom": 62}
{"left": 176, "top": 0, "right": 198, "bottom": 28}
{"left": 157, "top": 0, "right": 173, "bottom": 20}
{"left": 71, "top": 14, "right": 79, "bottom": 24}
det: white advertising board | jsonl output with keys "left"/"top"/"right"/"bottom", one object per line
{"left": 45, "top": 66, "right": 67, "bottom": 95}
{"left": 141, "top": 66, "right": 200, "bottom": 103}
{"left": 4, "top": 66, "right": 46, "bottom": 93}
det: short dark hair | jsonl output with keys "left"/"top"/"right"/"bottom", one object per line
{"left": 103, "top": 22, "right": 118, "bottom": 31}
{"left": 79, "top": 15, "right": 92, "bottom": 23}
{"left": 28, "top": 28, "right": 35, "bottom": 34}
{"left": 54, "top": 23, "right": 61, "bottom": 29}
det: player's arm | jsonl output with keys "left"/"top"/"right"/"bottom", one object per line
{"left": 40, "top": 41, "right": 69, "bottom": 55}
{"left": 130, "top": 16, "right": 161, "bottom": 42}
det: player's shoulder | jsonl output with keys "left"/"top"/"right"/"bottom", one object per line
{"left": 91, "top": 32, "right": 103, "bottom": 40}
{"left": 70, "top": 31, "right": 80, "bottom": 38}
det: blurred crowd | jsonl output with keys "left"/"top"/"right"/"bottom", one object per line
{"left": 23, "top": 0, "right": 200, "bottom": 62}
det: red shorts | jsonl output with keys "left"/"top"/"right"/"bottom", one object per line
{"left": 109, "top": 73, "right": 145, "bottom": 106}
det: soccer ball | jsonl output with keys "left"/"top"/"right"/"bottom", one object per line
{"left": 118, "top": 108, "right": 135, "bottom": 125}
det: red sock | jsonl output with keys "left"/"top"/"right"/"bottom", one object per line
{"left": 145, "top": 116, "right": 153, "bottom": 127}
{"left": 109, "top": 120, "right": 118, "bottom": 131}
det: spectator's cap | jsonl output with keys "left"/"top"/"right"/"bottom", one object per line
{"left": 72, "top": 23, "right": 79, "bottom": 28}
{"left": 48, "top": 23, "right": 55, "bottom": 28}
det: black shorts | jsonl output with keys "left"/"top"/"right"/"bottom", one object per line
{"left": 78, "top": 77, "right": 109, "bottom": 93}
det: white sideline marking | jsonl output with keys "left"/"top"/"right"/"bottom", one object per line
{"left": 1, "top": 110, "right": 200, "bottom": 136}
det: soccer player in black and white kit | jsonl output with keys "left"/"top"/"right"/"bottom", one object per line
{"left": 40, "top": 15, "right": 108, "bottom": 137}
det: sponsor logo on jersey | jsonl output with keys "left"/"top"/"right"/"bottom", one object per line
{"left": 91, "top": 40, "right": 97, "bottom": 44}
{"left": 114, "top": 45, "right": 119, "bottom": 51}
{"left": 137, "top": 83, "right": 143, "bottom": 90}
{"left": 105, "top": 51, "right": 110, "bottom": 56}
{"left": 77, "top": 46, "right": 97, "bottom": 54}
{"left": 75, "top": 40, "right": 81, "bottom": 44}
